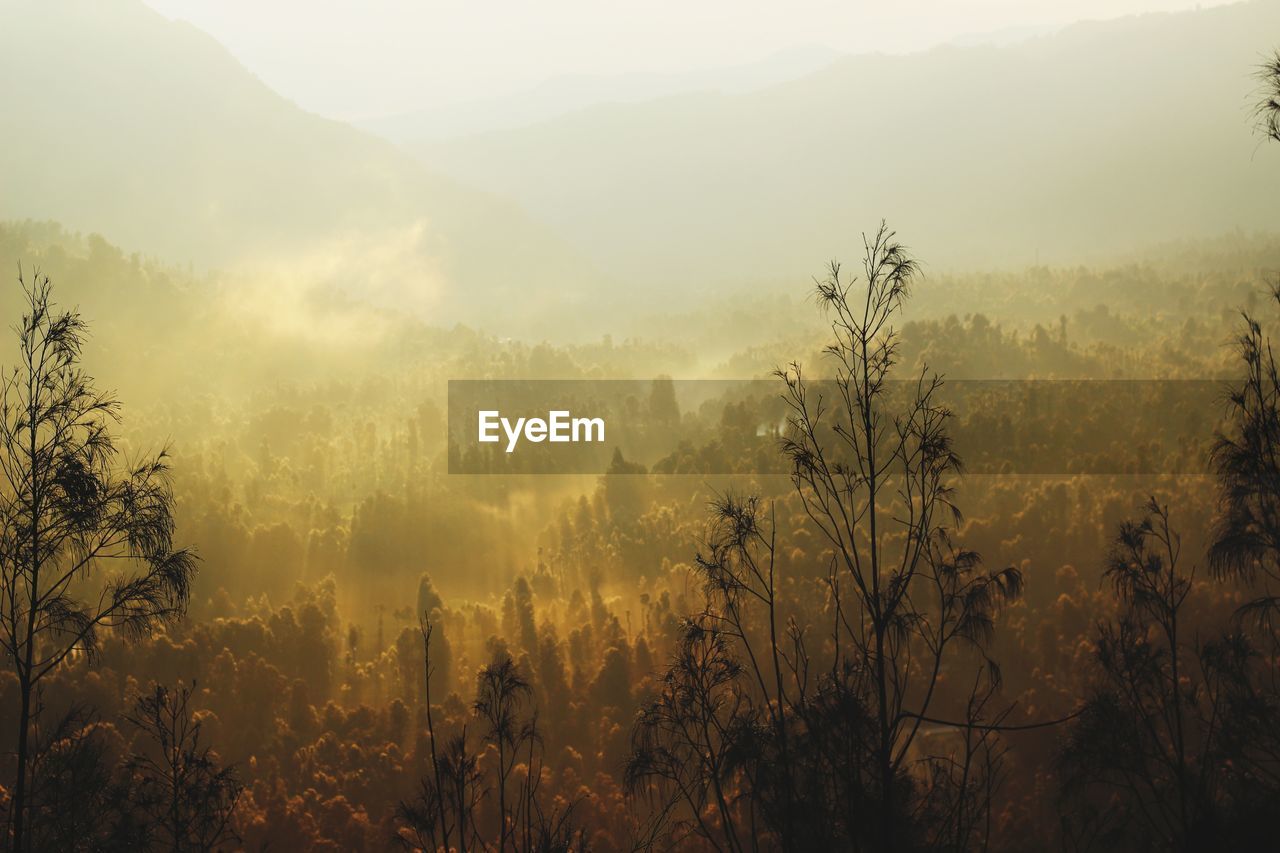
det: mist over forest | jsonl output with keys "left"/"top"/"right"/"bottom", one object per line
{"left": 1, "top": 0, "right": 1280, "bottom": 850}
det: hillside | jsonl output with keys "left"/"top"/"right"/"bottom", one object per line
{"left": 356, "top": 46, "right": 845, "bottom": 142}
{"left": 0, "top": 0, "right": 599, "bottom": 331}
{"left": 410, "top": 0, "right": 1280, "bottom": 293}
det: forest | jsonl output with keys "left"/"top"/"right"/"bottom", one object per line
{"left": 2, "top": 3, "right": 1280, "bottom": 852}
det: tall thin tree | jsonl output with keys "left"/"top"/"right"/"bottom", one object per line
{"left": 1059, "top": 499, "right": 1279, "bottom": 851}
{"left": 126, "top": 682, "right": 242, "bottom": 852}
{"left": 776, "top": 224, "right": 1021, "bottom": 848}
{"left": 0, "top": 271, "right": 197, "bottom": 851}
{"left": 629, "top": 226, "right": 1022, "bottom": 851}
{"left": 474, "top": 654, "right": 533, "bottom": 852}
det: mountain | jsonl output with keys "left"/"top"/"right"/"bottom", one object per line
{"left": 356, "top": 45, "right": 845, "bottom": 143}
{"left": 0, "top": 0, "right": 599, "bottom": 332}
{"left": 4, "top": 0, "right": 1277, "bottom": 331}
{"left": 947, "top": 23, "right": 1063, "bottom": 48}
{"left": 408, "top": 0, "right": 1280, "bottom": 294}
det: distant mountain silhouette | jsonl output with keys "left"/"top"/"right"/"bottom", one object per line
{"left": 408, "top": 0, "right": 1280, "bottom": 294}
{"left": 3, "top": 0, "right": 1278, "bottom": 329}
{"left": 356, "top": 45, "right": 846, "bottom": 143}
{"left": 0, "top": 0, "right": 599, "bottom": 330}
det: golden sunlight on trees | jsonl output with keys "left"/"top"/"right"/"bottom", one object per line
{"left": 396, "top": 623, "right": 586, "bottom": 851}
{"left": 125, "top": 682, "right": 243, "bottom": 851}
{"left": 1059, "top": 500, "right": 1279, "bottom": 849}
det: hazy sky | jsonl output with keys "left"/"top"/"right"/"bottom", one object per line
{"left": 143, "top": 0, "right": 1236, "bottom": 120}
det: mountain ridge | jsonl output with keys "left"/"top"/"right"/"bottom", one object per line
{"left": 408, "top": 0, "right": 1280, "bottom": 292}
{"left": 0, "top": 0, "right": 602, "bottom": 333}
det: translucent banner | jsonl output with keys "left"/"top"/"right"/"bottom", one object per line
{"left": 447, "top": 379, "right": 1226, "bottom": 475}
